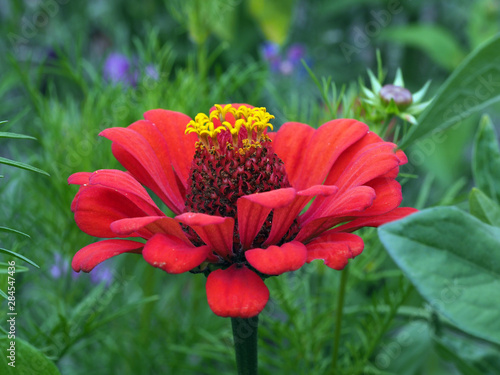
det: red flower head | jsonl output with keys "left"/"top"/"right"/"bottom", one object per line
{"left": 69, "top": 104, "right": 416, "bottom": 318}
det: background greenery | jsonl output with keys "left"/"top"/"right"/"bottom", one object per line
{"left": 1, "top": 0, "right": 500, "bottom": 374}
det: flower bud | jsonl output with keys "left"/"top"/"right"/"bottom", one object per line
{"left": 379, "top": 84, "right": 413, "bottom": 109}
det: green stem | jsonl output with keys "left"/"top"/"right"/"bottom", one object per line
{"left": 231, "top": 316, "right": 259, "bottom": 375}
{"left": 331, "top": 266, "right": 349, "bottom": 372}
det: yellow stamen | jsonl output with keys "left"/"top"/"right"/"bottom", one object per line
{"left": 186, "top": 104, "right": 275, "bottom": 149}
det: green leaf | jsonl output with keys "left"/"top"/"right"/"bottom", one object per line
{"left": 433, "top": 338, "right": 484, "bottom": 375}
{"left": 400, "top": 35, "right": 500, "bottom": 149}
{"left": 467, "top": 0, "right": 500, "bottom": 50}
{"left": 0, "top": 262, "right": 29, "bottom": 274}
{"left": 0, "top": 248, "right": 40, "bottom": 268}
{"left": 433, "top": 333, "right": 500, "bottom": 375}
{"left": 469, "top": 188, "right": 500, "bottom": 226}
{"left": 0, "top": 336, "right": 61, "bottom": 374}
{"left": 472, "top": 115, "right": 500, "bottom": 203}
{"left": 379, "top": 25, "right": 466, "bottom": 71}
{"left": 0, "top": 227, "right": 31, "bottom": 238}
{"left": 378, "top": 207, "right": 500, "bottom": 345}
{"left": 248, "top": 0, "right": 295, "bottom": 44}
{"left": 0, "top": 156, "right": 49, "bottom": 176}
{"left": 0, "top": 132, "right": 36, "bottom": 140}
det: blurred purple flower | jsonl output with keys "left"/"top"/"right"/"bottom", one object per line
{"left": 103, "top": 53, "right": 136, "bottom": 86}
{"left": 261, "top": 42, "right": 281, "bottom": 72}
{"left": 50, "top": 253, "right": 69, "bottom": 279}
{"left": 261, "top": 42, "right": 308, "bottom": 76}
{"left": 90, "top": 263, "right": 114, "bottom": 287}
{"left": 287, "top": 44, "right": 306, "bottom": 64}
{"left": 103, "top": 52, "right": 159, "bottom": 87}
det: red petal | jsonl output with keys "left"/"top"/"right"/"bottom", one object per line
{"left": 110, "top": 216, "right": 190, "bottom": 243}
{"left": 237, "top": 199, "right": 271, "bottom": 251}
{"left": 272, "top": 122, "right": 315, "bottom": 187}
{"left": 242, "top": 187, "right": 296, "bottom": 208}
{"left": 263, "top": 185, "right": 338, "bottom": 246}
{"left": 72, "top": 239, "right": 143, "bottom": 272}
{"left": 101, "top": 127, "right": 184, "bottom": 214}
{"left": 68, "top": 172, "right": 91, "bottom": 185}
{"left": 206, "top": 265, "right": 269, "bottom": 318}
{"left": 296, "top": 186, "right": 376, "bottom": 242}
{"left": 325, "top": 134, "right": 400, "bottom": 191}
{"left": 88, "top": 169, "right": 162, "bottom": 213}
{"left": 142, "top": 234, "right": 209, "bottom": 274}
{"left": 237, "top": 188, "right": 296, "bottom": 250}
{"left": 245, "top": 241, "right": 307, "bottom": 275}
{"left": 306, "top": 232, "right": 364, "bottom": 270}
{"left": 176, "top": 213, "right": 234, "bottom": 259}
{"left": 128, "top": 119, "right": 186, "bottom": 199}
{"left": 73, "top": 187, "right": 154, "bottom": 238}
{"left": 143, "top": 109, "right": 196, "bottom": 187}
{"left": 335, "top": 207, "right": 418, "bottom": 232}
{"left": 323, "top": 131, "right": 384, "bottom": 186}
{"left": 293, "top": 119, "right": 368, "bottom": 190}
{"left": 358, "top": 178, "right": 402, "bottom": 216}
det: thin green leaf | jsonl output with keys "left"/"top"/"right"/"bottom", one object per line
{"left": 0, "top": 226, "right": 31, "bottom": 238}
{"left": 0, "top": 262, "right": 29, "bottom": 273}
{"left": 0, "top": 248, "right": 40, "bottom": 268}
{"left": 0, "top": 132, "right": 37, "bottom": 140}
{"left": 0, "top": 156, "right": 49, "bottom": 176}
{"left": 412, "top": 80, "right": 431, "bottom": 103}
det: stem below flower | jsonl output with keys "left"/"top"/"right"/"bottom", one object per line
{"left": 332, "top": 265, "right": 349, "bottom": 371}
{"left": 231, "top": 316, "right": 259, "bottom": 375}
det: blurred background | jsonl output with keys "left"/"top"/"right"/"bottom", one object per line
{"left": 1, "top": 0, "right": 500, "bottom": 374}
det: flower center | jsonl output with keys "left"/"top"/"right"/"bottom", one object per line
{"left": 184, "top": 104, "right": 296, "bottom": 250}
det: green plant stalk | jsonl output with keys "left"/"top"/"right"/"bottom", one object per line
{"left": 331, "top": 265, "right": 349, "bottom": 372}
{"left": 231, "top": 316, "right": 259, "bottom": 375}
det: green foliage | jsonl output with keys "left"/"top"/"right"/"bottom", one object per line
{"left": 2, "top": 1, "right": 500, "bottom": 374}
{"left": 472, "top": 115, "right": 500, "bottom": 203}
{"left": 379, "top": 207, "right": 500, "bottom": 346}
{"left": 469, "top": 188, "right": 500, "bottom": 226}
{"left": 400, "top": 35, "right": 500, "bottom": 149}
{"left": 248, "top": 0, "right": 296, "bottom": 44}
{"left": 0, "top": 336, "right": 61, "bottom": 375}
{"left": 379, "top": 25, "right": 466, "bottom": 71}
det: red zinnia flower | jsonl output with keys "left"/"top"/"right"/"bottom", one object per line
{"left": 69, "top": 104, "right": 416, "bottom": 318}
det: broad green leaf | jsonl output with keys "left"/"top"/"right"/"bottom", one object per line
{"left": 0, "top": 156, "right": 49, "bottom": 176}
{"left": 467, "top": 0, "right": 500, "bottom": 49}
{"left": 434, "top": 333, "right": 500, "bottom": 375}
{"left": 248, "top": 0, "right": 295, "bottom": 44}
{"left": 472, "top": 115, "right": 500, "bottom": 203}
{"left": 0, "top": 227, "right": 30, "bottom": 238}
{"left": 400, "top": 35, "right": 500, "bottom": 149}
{"left": 379, "top": 25, "right": 466, "bottom": 71}
{"left": 0, "top": 336, "right": 61, "bottom": 374}
{"left": 0, "top": 132, "right": 36, "bottom": 140}
{"left": 0, "top": 248, "right": 39, "bottom": 268}
{"left": 433, "top": 338, "right": 484, "bottom": 375}
{"left": 379, "top": 207, "right": 500, "bottom": 345}
{"left": 469, "top": 188, "right": 500, "bottom": 226}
